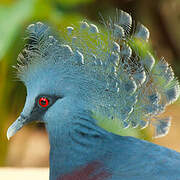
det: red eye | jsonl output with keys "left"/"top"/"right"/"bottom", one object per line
{"left": 39, "top": 97, "right": 49, "bottom": 108}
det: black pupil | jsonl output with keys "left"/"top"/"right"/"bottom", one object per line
{"left": 41, "top": 99, "right": 47, "bottom": 105}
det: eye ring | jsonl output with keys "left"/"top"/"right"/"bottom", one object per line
{"left": 38, "top": 97, "right": 49, "bottom": 108}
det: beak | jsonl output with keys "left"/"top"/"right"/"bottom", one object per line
{"left": 7, "top": 115, "right": 28, "bottom": 140}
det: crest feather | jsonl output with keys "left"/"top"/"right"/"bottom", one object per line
{"left": 16, "top": 11, "right": 180, "bottom": 138}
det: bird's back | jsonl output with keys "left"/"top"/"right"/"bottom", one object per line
{"left": 102, "top": 134, "right": 180, "bottom": 180}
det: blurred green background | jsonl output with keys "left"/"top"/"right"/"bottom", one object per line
{"left": 0, "top": 0, "right": 180, "bottom": 167}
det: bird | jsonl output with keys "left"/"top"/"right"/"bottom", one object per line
{"left": 7, "top": 10, "right": 180, "bottom": 180}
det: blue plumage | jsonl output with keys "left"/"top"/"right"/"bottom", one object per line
{"left": 7, "top": 10, "right": 180, "bottom": 180}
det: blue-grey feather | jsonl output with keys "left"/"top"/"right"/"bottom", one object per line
{"left": 11, "top": 10, "right": 180, "bottom": 180}
{"left": 16, "top": 10, "right": 180, "bottom": 141}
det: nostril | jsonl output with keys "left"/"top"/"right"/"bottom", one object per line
{"left": 20, "top": 114, "right": 26, "bottom": 119}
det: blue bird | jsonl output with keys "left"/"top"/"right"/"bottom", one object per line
{"left": 7, "top": 10, "right": 180, "bottom": 180}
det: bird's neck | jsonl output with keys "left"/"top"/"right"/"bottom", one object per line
{"left": 46, "top": 112, "right": 112, "bottom": 180}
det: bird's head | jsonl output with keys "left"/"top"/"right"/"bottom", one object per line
{"left": 7, "top": 21, "right": 107, "bottom": 140}
{"left": 7, "top": 11, "right": 180, "bottom": 140}
{"left": 6, "top": 22, "right": 91, "bottom": 139}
